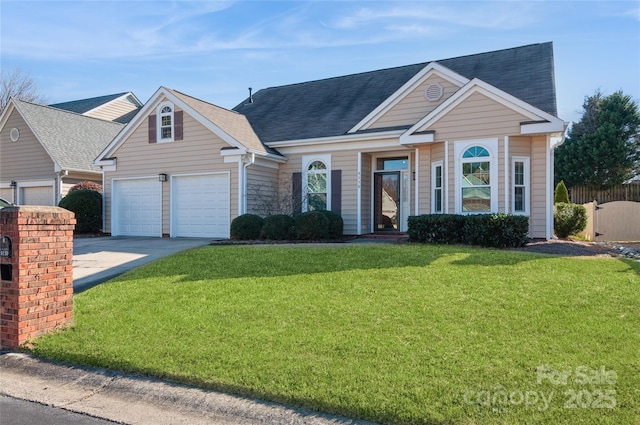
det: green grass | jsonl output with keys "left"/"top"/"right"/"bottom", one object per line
{"left": 31, "top": 245, "right": 640, "bottom": 425}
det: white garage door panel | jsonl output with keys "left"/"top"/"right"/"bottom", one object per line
{"left": 113, "top": 179, "right": 162, "bottom": 237}
{"left": 21, "top": 186, "right": 54, "bottom": 206}
{"left": 173, "top": 174, "right": 229, "bottom": 238}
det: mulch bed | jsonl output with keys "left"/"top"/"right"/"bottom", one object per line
{"left": 513, "top": 239, "right": 626, "bottom": 258}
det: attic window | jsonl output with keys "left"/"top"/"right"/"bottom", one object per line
{"left": 155, "top": 101, "right": 176, "bottom": 143}
{"left": 425, "top": 83, "right": 444, "bottom": 102}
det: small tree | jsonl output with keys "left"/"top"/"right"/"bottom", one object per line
{"left": 1, "top": 68, "right": 48, "bottom": 112}
{"left": 554, "top": 180, "right": 570, "bottom": 204}
{"left": 555, "top": 90, "right": 640, "bottom": 186}
{"left": 58, "top": 190, "right": 102, "bottom": 234}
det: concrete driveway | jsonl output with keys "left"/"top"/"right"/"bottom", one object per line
{"left": 73, "top": 237, "right": 212, "bottom": 292}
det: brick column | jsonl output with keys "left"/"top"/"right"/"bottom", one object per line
{"left": 1, "top": 206, "right": 75, "bottom": 349}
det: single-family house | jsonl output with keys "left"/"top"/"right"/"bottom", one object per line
{"left": 0, "top": 99, "right": 124, "bottom": 205}
{"left": 95, "top": 42, "right": 567, "bottom": 239}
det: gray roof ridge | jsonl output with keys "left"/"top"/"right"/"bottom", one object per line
{"left": 167, "top": 88, "right": 243, "bottom": 116}
{"left": 49, "top": 92, "right": 130, "bottom": 107}
{"left": 16, "top": 98, "right": 124, "bottom": 126}
{"left": 249, "top": 42, "right": 553, "bottom": 93}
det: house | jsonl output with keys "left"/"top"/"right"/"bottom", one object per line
{"left": 95, "top": 42, "right": 567, "bottom": 239}
{"left": 50, "top": 92, "right": 142, "bottom": 124}
{"left": 0, "top": 99, "right": 124, "bottom": 205}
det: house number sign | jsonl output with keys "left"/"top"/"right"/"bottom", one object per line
{"left": 0, "top": 236, "right": 12, "bottom": 258}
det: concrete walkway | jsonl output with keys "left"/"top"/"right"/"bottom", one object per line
{"left": 73, "top": 237, "right": 212, "bottom": 292}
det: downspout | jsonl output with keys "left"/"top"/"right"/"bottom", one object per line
{"left": 242, "top": 153, "right": 255, "bottom": 215}
{"left": 56, "top": 169, "right": 68, "bottom": 204}
{"left": 547, "top": 125, "right": 569, "bottom": 239}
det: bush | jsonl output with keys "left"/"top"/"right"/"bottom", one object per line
{"left": 294, "top": 211, "right": 329, "bottom": 240}
{"left": 407, "top": 214, "right": 467, "bottom": 244}
{"left": 318, "top": 210, "right": 343, "bottom": 239}
{"left": 554, "top": 203, "right": 587, "bottom": 238}
{"left": 230, "top": 214, "right": 264, "bottom": 240}
{"left": 408, "top": 213, "right": 529, "bottom": 248}
{"left": 260, "top": 214, "right": 294, "bottom": 240}
{"left": 58, "top": 189, "right": 102, "bottom": 234}
{"left": 463, "top": 214, "right": 530, "bottom": 248}
{"left": 69, "top": 181, "right": 102, "bottom": 194}
{"left": 554, "top": 180, "right": 569, "bottom": 204}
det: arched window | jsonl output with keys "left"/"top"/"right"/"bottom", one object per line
{"left": 461, "top": 146, "right": 491, "bottom": 212}
{"left": 157, "top": 102, "right": 174, "bottom": 142}
{"left": 306, "top": 160, "right": 327, "bottom": 211}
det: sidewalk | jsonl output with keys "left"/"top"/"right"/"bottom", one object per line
{"left": 0, "top": 352, "right": 373, "bottom": 425}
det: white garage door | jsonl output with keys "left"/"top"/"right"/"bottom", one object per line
{"left": 172, "top": 174, "right": 229, "bottom": 238}
{"left": 113, "top": 178, "right": 162, "bottom": 237}
{"left": 21, "top": 186, "right": 54, "bottom": 205}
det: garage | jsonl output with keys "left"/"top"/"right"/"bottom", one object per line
{"left": 172, "top": 173, "right": 230, "bottom": 238}
{"left": 112, "top": 178, "right": 162, "bottom": 237}
{"left": 21, "top": 185, "right": 54, "bottom": 205}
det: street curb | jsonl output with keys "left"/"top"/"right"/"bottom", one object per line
{"left": 0, "top": 352, "right": 374, "bottom": 425}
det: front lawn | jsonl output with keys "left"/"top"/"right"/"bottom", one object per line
{"left": 31, "top": 245, "right": 639, "bottom": 424}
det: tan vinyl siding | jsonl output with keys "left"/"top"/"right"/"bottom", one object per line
{"left": 0, "top": 188, "right": 12, "bottom": 202}
{"left": 85, "top": 97, "right": 139, "bottom": 122}
{"left": 0, "top": 109, "right": 56, "bottom": 182}
{"left": 530, "top": 136, "right": 548, "bottom": 238}
{"left": 103, "top": 107, "right": 238, "bottom": 235}
{"left": 417, "top": 144, "right": 436, "bottom": 214}
{"left": 331, "top": 151, "right": 359, "bottom": 234}
{"left": 427, "top": 92, "right": 529, "bottom": 141}
{"left": 246, "top": 164, "right": 278, "bottom": 216}
{"left": 369, "top": 76, "right": 459, "bottom": 129}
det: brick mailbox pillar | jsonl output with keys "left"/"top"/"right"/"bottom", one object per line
{"left": 1, "top": 206, "right": 76, "bottom": 349}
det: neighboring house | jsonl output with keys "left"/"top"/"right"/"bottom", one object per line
{"left": 50, "top": 92, "right": 143, "bottom": 124}
{"left": 0, "top": 99, "right": 124, "bottom": 205}
{"left": 95, "top": 42, "right": 566, "bottom": 239}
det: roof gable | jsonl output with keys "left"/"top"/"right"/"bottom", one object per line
{"left": 399, "top": 78, "right": 565, "bottom": 145}
{"left": 96, "top": 87, "right": 277, "bottom": 164}
{"left": 5, "top": 99, "right": 124, "bottom": 172}
{"left": 50, "top": 92, "right": 142, "bottom": 123}
{"left": 234, "top": 42, "right": 558, "bottom": 143}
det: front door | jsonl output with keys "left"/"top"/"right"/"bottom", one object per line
{"left": 374, "top": 172, "right": 400, "bottom": 230}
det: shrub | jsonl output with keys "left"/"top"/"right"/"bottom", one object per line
{"left": 408, "top": 213, "right": 529, "bottom": 248}
{"left": 294, "top": 211, "right": 329, "bottom": 240}
{"left": 554, "top": 202, "right": 587, "bottom": 238}
{"left": 69, "top": 181, "right": 102, "bottom": 194}
{"left": 554, "top": 180, "right": 570, "bottom": 204}
{"left": 260, "top": 214, "right": 294, "bottom": 240}
{"left": 463, "top": 214, "right": 530, "bottom": 248}
{"left": 318, "top": 210, "right": 344, "bottom": 239}
{"left": 230, "top": 214, "right": 264, "bottom": 240}
{"left": 407, "top": 214, "right": 467, "bottom": 244}
{"left": 58, "top": 189, "right": 102, "bottom": 234}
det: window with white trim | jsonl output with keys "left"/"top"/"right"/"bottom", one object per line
{"left": 157, "top": 102, "right": 174, "bottom": 142}
{"left": 432, "top": 161, "right": 443, "bottom": 213}
{"left": 454, "top": 139, "right": 498, "bottom": 214}
{"left": 512, "top": 156, "right": 530, "bottom": 214}
{"left": 302, "top": 154, "right": 331, "bottom": 212}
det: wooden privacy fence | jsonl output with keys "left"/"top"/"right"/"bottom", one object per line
{"left": 570, "top": 184, "right": 640, "bottom": 204}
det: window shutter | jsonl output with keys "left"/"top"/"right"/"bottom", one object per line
{"left": 148, "top": 115, "right": 156, "bottom": 143}
{"left": 331, "top": 169, "right": 341, "bottom": 214}
{"left": 292, "top": 172, "right": 302, "bottom": 215}
{"left": 174, "top": 111, "right": 183, "bottom": 141}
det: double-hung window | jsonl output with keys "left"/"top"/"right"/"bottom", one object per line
{"left": 432, "top": 161, "right": 443, "bottom": 213}
{"left": 157, "top": 102, "right": 174, "bottom": 142}
{"left": 512, "top": 156, "right": 530, "bottom": 214}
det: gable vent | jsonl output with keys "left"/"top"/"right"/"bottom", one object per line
{"left": 425, "top": 83, "right": 444, "bottom": 102}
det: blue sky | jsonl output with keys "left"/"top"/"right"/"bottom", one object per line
{"left": 1, "top": 1, "right": 638, "bottom": 124}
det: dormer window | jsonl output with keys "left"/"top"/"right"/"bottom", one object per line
{"left": 157, "top": 102, "right": 174, "bottom": 142}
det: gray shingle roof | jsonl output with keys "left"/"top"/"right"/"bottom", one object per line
{"left": 233, "top": 43, "right": 557, "bottom": 143}
{"left": 13, "top": 99, "right": 124, "bottom": 172}
{"left": 49, "top": 93, "right": 129, "bottom": 114}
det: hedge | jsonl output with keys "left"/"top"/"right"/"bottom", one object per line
{"left": 294, "top": 211, "right": 330, "bottom": 240}
{"left": 260, "top": 214, "right": 294, "bottom": 240}
{"left": 230, "top": 214, "right": 264, "bottom": 240}
{"left": 554, "top": 203, "right": 587, "bottom": 238}
{"left": 408, "top": 213, "right": 529, "bottom": 248}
